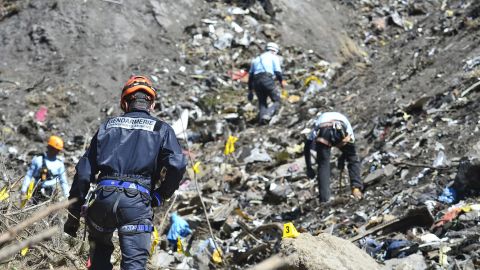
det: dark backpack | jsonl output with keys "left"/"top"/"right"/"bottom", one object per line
{"left": 38, "top": 154, "right": 57, "bottom": 181}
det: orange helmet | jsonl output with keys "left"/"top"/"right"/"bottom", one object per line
{"left": 121, "top": 75, "right": 156, "bottom": 111}
{"left": 48, "top": 135, "right": 64, "bottom": 151}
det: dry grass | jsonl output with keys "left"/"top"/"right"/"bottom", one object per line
{"left": 0, "top": 0, "right": 20, "bottom": 22}
{"left": 0, "top": 160, "right": 86, "bottom": 269}
{"left": 336, "top": 33, "right": 368, "bottom": 64}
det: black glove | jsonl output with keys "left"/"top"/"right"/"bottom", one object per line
{"left": 247, "top": 91, "right": 254, "bottom": 101}
{"left": 306, "top": 167, "right": 316, "bottom": 179}
{"left": 64, "top": 215, "right": 80, "bottom": 237}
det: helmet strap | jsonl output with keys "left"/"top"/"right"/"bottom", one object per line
{"left": 124, "top": 92, "right": 154, "bottom": 112}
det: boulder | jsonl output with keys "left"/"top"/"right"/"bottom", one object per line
{"left": 280, "top": 233, "right": 381, "bottom": 270}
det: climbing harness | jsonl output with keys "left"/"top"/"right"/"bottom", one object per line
{"left": 84, "top": 180, "right": 155, "bottom": 235}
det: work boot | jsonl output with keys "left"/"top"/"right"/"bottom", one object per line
{"left": 261, "top": 114, "right": 271, "bottom": 121}
{"left": 351, "top": 188, "right": 363, "bottom": 200}
{"left": 259, "top": 117, "right": 270, "bottom": 125}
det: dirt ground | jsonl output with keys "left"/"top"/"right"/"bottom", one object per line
{"left": 0, "top": 0, "right": 351, "bottom": 151}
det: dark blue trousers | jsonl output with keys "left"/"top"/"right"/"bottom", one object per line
{"left": 316, "top": 142, "right": 363, "bottom": 202}
{"left": 253, "top": 73, "right": 280, "bottom": 123}
{"left": 87, "top": 188, "right": 152, "bottom": 270}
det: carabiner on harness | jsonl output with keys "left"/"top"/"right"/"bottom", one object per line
{"left": 81, "top": 185, "right": 97, "bottom": 218}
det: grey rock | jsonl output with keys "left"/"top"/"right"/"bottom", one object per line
{"left": 151, "top": 250, "right": 175, "bottom": 268}
{"left": 243, "top": 148, "right": 272, "bottom": 163}
{"left": 364, "top": 168, "right": 385, "bottom": 185}
{"left": 382, "top": 253, "right": 427, "bottom": 270}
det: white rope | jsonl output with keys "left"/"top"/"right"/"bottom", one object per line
{"left": 178, "top": 108, "right": 224, "bottom": 263}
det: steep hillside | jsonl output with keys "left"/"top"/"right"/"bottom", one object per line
{"left": 1, "top": 0, "right": 480, "bottom": 269}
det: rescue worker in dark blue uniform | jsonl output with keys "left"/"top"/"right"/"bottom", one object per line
{"left": 64, "top": 75, "right": 187, "bottom": 270}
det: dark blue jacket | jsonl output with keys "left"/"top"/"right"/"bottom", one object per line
{"left": 68, "top": 110, "right": 187, "bottom": 214}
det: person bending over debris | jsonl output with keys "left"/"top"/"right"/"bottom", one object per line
{"left": 21, "top": 135, "right": 69, "bottom": 202}
{"left": 64, "top": 75, "right": 187, "bottom": 270}
{"left": 248, "top": 42, "right": 286, "bottom": 124}
{"left": 304, "top": 112, "right": 363, "bottom": 202}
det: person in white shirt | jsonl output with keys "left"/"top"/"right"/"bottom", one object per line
{"left": 247, "top": 42, "right": 286, "bottom": 124}
{"left": 21, "top": 135, "right": 69, "bottom": 202}
{"left": 304, "top": 112, "right": 363, "bottom": 202}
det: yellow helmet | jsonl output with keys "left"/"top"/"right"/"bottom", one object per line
{"left": 48, "top": 135, "right": 64, "bottom": 151}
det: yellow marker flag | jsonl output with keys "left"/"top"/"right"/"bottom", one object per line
{"left": 304, "top": 75, "right": 323, "bottom": 87}
{"left": 282, "top": 222, "right": 300, "bottom": 238}
{"left": 0, "top": 186, "right": 9, "bottom": 201}
{"left": 281, "top": 89, "right": 288, "bottom": 99}
{"left": 21, "top": 181, "right": 35, "bottom": 208}
{"left": 461, "top": 204, "right": 472, "bottom": 213}
{"left": 193, "top": 162, "right": 201, "bottom": 175}
{"left": 21, "top": 247, "right": 29, "bottom": 256}
{"left": 177, "top": 237, "right": 183, "bottom": 254}
{"left": 149, "top": 227, "right": 159, "bottom": 256}
{"left": 224, "top": 135, "right": 238, "bottom": 155}
{"left": 212, "top": 248, "right": 223, "bottom": 264}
